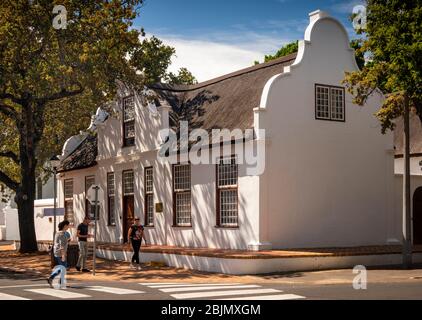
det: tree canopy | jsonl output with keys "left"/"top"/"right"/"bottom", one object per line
{"left": 0, "top": 0, "right": 196, "bottom": 252}
{"left": 343, "top": 0, "right": 422, "bottom": 133}
{"left": 254, "top": 41, "right": 298, "bottom": 65}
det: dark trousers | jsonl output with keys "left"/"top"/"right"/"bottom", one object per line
{"left": 131, "top": 240, "right": 142, "bottom": 264}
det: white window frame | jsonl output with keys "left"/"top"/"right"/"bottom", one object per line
{"left": 315, "top": 84, "right": 345, "bottom": 122}
{"left": 123, "top": 96, "right": 135, "bottom": 146}
{"left": 107, "top": 172, "right": 116, "bottom": 226}
{"left": 144, "top": 167, "right": 154, "bottom": 227}
{"left": 123, "top": 170, "right": 134, "bottom": 196}
{"left": 217, "top": 156, "right": 239, "bottom": 227}
{"left": 173, "top": 164, "right": 192, "bottom": 227}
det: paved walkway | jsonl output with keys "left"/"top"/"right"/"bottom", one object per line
{"left": 17, "top": 240, "right": 422, "bottom": 259}
{"left": 96, "top": 242, "right": 422, "bottom": 259}
{"left": 1, "top": 243, "right": 422, "bottom": 285}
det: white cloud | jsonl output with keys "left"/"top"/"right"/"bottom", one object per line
{"left": 331, "top": 0, "right": 366, "bottom": 14}
{"left": 149, "top": 33, "right": 295, "bottom": 83}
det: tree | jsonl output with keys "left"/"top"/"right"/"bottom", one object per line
{"left": 254, "top": 41, "right": 298, "bottom": 65}
{"left": 343, "top": 1, "right": 422, "bottom": 132}
{"left": 132, "top": 37, "right": 197, "bottom": 85}
{"left": 0, "top": 1, "right": 197, "bottom": 253}
{"left": 342, "top": 0, "right": 422, "bottom": 268}
{"left": 166, "top": 68, "right": 198, "bottom": 85}
{"left": 0, "top": 0, "right": 147, "bottom": 253}
{"left": 132, "top": 36, "right": 175, "bottom": 85}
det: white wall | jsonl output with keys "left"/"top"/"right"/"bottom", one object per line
{"left": 4, "top": 209, "right": 19, "bottom": 241}
{"left": 33, "top": 199, "right": 67, "bottom": 241}
{"left": 0, "top": 201, "right": 5, "bottom": 225}
{"left": 58, "top": 140, "right": 261, "bottom": 250}
{"left": 395, "top": 157, "right": 422, "bottom": 176}
{"left": 257, "top": 11, "right": 398, "bottom": 249}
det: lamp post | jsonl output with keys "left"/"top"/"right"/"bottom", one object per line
{"left": 49, "top": 155, "right": 61, "bottom": 242}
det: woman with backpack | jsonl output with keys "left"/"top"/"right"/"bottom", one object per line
{"left": 127, "top": 217, "right": 148, "bottom": 270}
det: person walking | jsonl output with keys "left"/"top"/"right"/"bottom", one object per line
{"left": 128, "top": 218, "right": 148, "bottom": 270}
{"left": 47, "top": 220, "right": 70, "bottom": 288}
{"left": 76, "top": 216, "right": 93, "bottom": 272}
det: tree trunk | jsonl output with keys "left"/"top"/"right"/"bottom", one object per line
{"left": 15, "top": 100, "right": 42, "bottom": 253}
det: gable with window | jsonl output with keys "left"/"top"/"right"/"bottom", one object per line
{"left": 173, "top": 164, "right": 192, "bottom": 227}
{"left": 315, "top": 84, "right": 345, "bottom": 121}
{"left": 123, "top": 96, "right": 135, "bottom": 147}
{"left": 217, "top": 156, "right": 239, "bottom": 227}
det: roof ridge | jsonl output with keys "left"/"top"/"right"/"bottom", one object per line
{"left": 151, "top": 52, "right": 298, "bottom": 93}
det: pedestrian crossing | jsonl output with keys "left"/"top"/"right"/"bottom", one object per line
{"left": 0, "top": 292, "right": 30, "bottom": 300}
{"left": 25, "top": 288, "right": 91, "bottom": 299}
{"left": 0, "top": 285, "right": 146, "bottom": 300}
{"left": 139, "top": 282, "right": 306, "bottom": 300}
{"left": 0, "top": 282, "right": 306, "bottom": 300}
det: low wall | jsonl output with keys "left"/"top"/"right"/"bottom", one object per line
{"left": 97, "top": 248, "right": 422, "bottom": 275}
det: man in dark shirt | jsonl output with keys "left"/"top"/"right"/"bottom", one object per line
{"left": 76, "top": 217, "right": 93, "bottom": 272}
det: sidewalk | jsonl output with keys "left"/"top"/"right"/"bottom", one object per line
{"left": 1, "top": 242, "right": 422, "bottom": 285}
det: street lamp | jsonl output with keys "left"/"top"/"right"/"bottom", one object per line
{"left": 49, "top": 155, "right": 61, "bottom": 242}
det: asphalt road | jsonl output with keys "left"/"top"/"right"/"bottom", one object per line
{"left": 0, "top": 271, "right": 422, "bottom": 300}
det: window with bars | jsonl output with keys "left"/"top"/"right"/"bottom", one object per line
{"left": 315, "top": 84, "right": 345, "bottom": 122}
{"left": 123, "top": 96, "right": 135, "bottom": 147}
{"left": 64, "top": 179, "right": 74, "bottom": 224}
{"left": 173, "top": 164, "right": 191, "bottom": 226}
{"left": 64, "top": 179, "right": 73, "bottom": 199}
{"left": 107, "top": 173, "right": 116, "bottom": 226}
{"left": 123, "top": 170, "right": 134, "bottom": 195}
{"left": 217, "top": 156, "right": 239, "bottom": 227}
{"left": 85, "top": 176, "right": 98, "bottom": 220}
{"left": 144, "top": 167, "right": 154, "bottom": 226}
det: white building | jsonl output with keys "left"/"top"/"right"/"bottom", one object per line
{"left": 52, "top": 10, "right": 421, "bottom": 251}
{"left": 0, "top": 168, "right": 55, "bottom": 241}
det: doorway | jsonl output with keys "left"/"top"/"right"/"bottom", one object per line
{"left": 413, "top": 187, "right": 422, "bottom": 245}
{"left": 123, "top": 195, "right": 134, "bottom": 243}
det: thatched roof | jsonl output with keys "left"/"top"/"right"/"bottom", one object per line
{"left": 57, "top": 54, "right": 298, "bottom": 172}
{"left": 152, "top": 53, "right": 297, "bottom": 132}
{"left": 394, "top": 115, "right": 422, "bottom": 157}
{"left": 57, "top": 134, "right": 97, "bottom": 173}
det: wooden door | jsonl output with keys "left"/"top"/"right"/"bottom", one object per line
{"left": 123, "top": 195, "right": 135, "bottom": 243}
{"left": 413, "top": 187, "right": 422, "bottom": 245}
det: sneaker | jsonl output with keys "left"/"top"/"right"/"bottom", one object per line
{"left": 76, "top": 266, "right": 81, "bottom": 272}
{"left": 130, "top": 263, "right": 136, "bottom": 269}
{"left": 136, "top": 265, "right": 142, "bottom": 271}
{"left": 47, "top": 277, "right": 53, "bottom": 288}
{"left": 82, "top": 269, "right": 91, "bottom": 273}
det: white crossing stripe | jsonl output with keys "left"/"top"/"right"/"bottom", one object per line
{"left": 172, "top": 288, "right": 281, "bottom": 300}
{"left": 86, "top": 286, "right": 145, "bottom": 295}
{"left": 148, "top": 283, "right": 241, "bottom": 289}
{"left": 216, "top": 294, "right": 306, "bottom": 300}
{"left": 0, "top": 292, "right": 30, "bottom": 300}
{"left": 0, "top": 284, "right": 49, "bottom": 289}
{"left": 160, "top": 285, "right": 260, "bottom": 293}
{"left": 25, "top": 288, "right": 90, "bottom": 299}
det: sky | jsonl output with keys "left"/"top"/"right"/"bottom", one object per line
{"left": 134, "top": 0, "right": 365, "bottom": 82}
